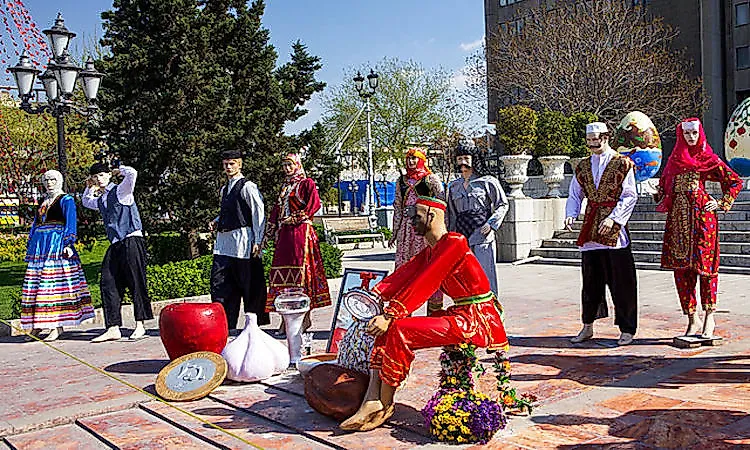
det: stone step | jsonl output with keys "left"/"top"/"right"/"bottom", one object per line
{"left": 633, "top": 201, "right": 750, "bottom": 212}
{"left": 567, "top": 220, "right": 750, "bottom": 232}
{"left": 635, "top": 189, "right": 750, "bottom": 204}
{"left": 531, "top": 246, "right": 750, "bottom": 267}
{"left": 556, "top": 229, "right": 750, "bottom": 242}
{"left": 541, "top": 238, "right": 750, "bottom": 255}
{"left": 528, "top": 257, "right": 750, "bottom": 275}
{"left": 629, "top": 211, "right": 750, "bottom": 221}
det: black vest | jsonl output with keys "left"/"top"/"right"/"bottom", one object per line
{"left": 37, "top": 195, "right": 65, "bottom": 224}
{"left": 398, "top": 176, "right": 432, "bottom": 205}
{"left": 218, "top": 177, "right": 253, "bottom": 232}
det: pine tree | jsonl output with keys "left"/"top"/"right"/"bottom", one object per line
{"left": 93, "top": 0, "right": 326, "bottom": 253}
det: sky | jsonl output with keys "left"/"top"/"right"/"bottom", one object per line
{"left": 19, "top": 0, "right": 486, "bottom": 133}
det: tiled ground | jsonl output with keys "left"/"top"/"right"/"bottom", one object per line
{"left": 2, "top": 251, "right": 750, "bottom": 449}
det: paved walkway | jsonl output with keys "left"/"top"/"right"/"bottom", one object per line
{"left": 1, "top": 249, "right": 749, "bottom": 449}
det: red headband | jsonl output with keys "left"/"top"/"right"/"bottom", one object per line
{"left": 416, "top": 196, "right": 446, "bottom": 211}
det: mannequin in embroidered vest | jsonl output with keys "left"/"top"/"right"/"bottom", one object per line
{"left": 264, "top": 153, "right": 332, "bottom": 335}
{"left": 21, "top": 170, "right": 94, "bottom": 342}
{"left": 447, "top": 137, "right": 508, "bottom": 298}
{"left": 390, "top": 147, "right": 445, "bottom": 314}
{"left": 209, "top": 149, "right": 268, "bottom": 330}
{"left": 565, "top": 122, "right": 639, "bottom": 346}
{"left": 655, "top": 119, "right": 742, "bottom": 339}
{"left": 82, "top": 161, "right": 153, "bottom": 342}
{"left": 339, "top": 196, "right": 508, "bottom": 432}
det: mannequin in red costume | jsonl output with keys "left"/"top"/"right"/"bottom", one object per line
{"left": 656, "top": 118, "right": 742, "bottom": 338}
{"left": 340, "top": 196, "right": 508, "bottom": 432}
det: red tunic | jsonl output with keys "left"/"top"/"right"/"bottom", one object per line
{"left": 660, "top": 162, "right": 742, "bottom": 276}
{"left": 266, "top": 178, "right": 331, "bottom": 311}
{"left": 370, "top": 232, "right": 508, "bottom": 387}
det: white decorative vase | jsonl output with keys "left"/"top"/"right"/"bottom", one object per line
{"left": 274, "top": 288, "right": 311, "bottom": 365}
{"left": 500, "top": 154, "right": 533, "bottom": 198}
{"left": 539, "top": 155, "right": 570, "bottom": 198}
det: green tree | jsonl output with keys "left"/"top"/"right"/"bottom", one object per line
{"left": 534, "top": 110, "right": 572, "bottom": 157}
{"left": 321, "top": 57, "right": 465, "bottom": 173}
{"left": 93, "top": 0, "right": 326, "bottom": 255}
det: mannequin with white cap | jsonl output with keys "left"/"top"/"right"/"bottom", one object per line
{"left": 655, "top": 118, "right": 742, "bottom": 340}
{"left": 565, "top": 122, "right": 639, "bottom": 346}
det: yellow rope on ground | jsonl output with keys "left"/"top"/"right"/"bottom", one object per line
{"left": 0, "top": 318, "right": 264, "bottom": 450}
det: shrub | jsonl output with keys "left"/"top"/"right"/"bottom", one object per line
{"left": 378, "top": 226, "right": 393, "bottom": 241}
{"left": 0, "top": 233, "right": 27, "bottom": 263}
{"left": 146, "top": 255, "right": 213, "bottom": 302}
{"left": 569, "top": 112, "right": 599, "bottom": 158}
{"left": 496, "top": 105, "right": 537, "bottom": 155}
{"left": 534, "top": 110, "right": 572, "bottom": 157}
{"left": 147, "top": 232, "right": 212, "bottom": 265}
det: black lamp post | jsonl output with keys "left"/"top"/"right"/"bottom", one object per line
{"left": 353, "top": 69, "right": 379, "bottom": 228}
{"left": 7, "top": 13, "right": 104, "bottom": 186}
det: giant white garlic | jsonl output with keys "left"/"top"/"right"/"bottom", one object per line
{"left": 221, "top": 313, "right": 290, "bottom": 382}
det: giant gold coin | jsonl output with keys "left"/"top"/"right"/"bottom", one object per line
{"left": 156, "top": 351, "right": 227, "bottom": 401}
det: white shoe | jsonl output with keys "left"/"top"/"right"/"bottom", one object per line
{"left": 92, "top": 326, "right": 121, "bottom": 343}
{"left": 685, "top": 314, "right": 702, "bottom": 336}
{"left": 43, "top": 327, "right": 63, "bottom": 342}
{"left": 570, "top": 324, "right": 594, "bottom": 343}
{"left": 617, "top": 332, "right": 634, "bottom": 346}
{"left": 701, "top": 311, "right": 715, "bottom": 339}
{"left": 128, "top": 322, "right": 147, "bottom": 340}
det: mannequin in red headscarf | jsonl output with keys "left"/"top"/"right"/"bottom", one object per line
{"left": 656, "top": 118, "right": 742, "bottom": 338}
{"left": 390, "top": 148, "right": 445, "bottom": 314}
{"left": 265, "top": 153, "right": 332, "bottom": 333}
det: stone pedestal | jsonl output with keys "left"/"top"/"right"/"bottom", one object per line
{"left": 496, "top": 197, "right": 568, "bottom": 262}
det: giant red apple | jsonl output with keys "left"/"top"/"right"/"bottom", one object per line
{"left": 159, "top": 302, "right": 228, "bottom": 360}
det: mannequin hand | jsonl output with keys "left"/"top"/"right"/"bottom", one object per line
{"left": 367, "top": 314, "right": 392, "bottom": 337}
{"left": 598, "top": 217, "right": 615, "bottom": 235}
{"left": 252, "top": 244, "right": 261, "bottom": 258}
{"left": 564, "top": 217, "right": 575, "bottom": 231}
{"left": 62, "top": 247, "right": 74, "bottom": 259}
{"left": 705, "top": 199, "right": 720, "bottom": 212}
{"left": 111, "top": 168, "right": 121, "bottom": 178}
{"left": 208, "top": 220, "right": 217, "bottom": 232}
{"left": 480, "top": 224, "right": 492, "bottom": 236}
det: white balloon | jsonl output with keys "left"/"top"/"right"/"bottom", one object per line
{"left": 221, "top": 313, "right": 290, "bottom": 382}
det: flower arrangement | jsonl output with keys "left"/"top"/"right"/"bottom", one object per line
{"left": 494, "top": 350, "right": 536, "bottom": 415}
{"left": 421, "top": 344, "right": 538, "bottom": 444}
{"left": 421, "top": 344, "right": 506, "bottom": 445}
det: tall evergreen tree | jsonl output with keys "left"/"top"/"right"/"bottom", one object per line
{"left": 93, "top": 0, "right": 326, "bottom": 252}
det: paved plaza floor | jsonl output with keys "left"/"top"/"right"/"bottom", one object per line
{"left": 1, "top": 248, "right": 750, "bottom": 449}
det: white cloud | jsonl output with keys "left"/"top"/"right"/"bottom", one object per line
{"left": 450, "top": 71, "right": 470, "bottom": 91}
{"left": 459, "top": 37, "right": 484, "bottom": 52}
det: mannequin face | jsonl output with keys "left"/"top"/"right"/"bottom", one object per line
{"left": 683, "top": 128, "right": 700, "bottom": 146}
{"left": 405, "top": 156, "right": 419, "bottom": 170}
{"left": 43, "top": 173, "right": 61, "bottom": 193}
{"left": 92, "top": 171, "right": 111, "bottom": 188}
{"left": 410, "top": 204, "right": 434, "bottom": 236}
{"left": 586, "top": 133, "right": 608, "bottom": 155}
{"left": 281, "top": 160, "right": 297, "bottom": 176}
{"left": 223, "top": 158, "right": 242, "bottom": 178}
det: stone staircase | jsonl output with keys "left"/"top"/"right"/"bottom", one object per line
{"left": 530, "top": 191, "right": 750, "bottom": 275}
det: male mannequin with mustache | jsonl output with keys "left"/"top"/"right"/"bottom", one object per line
{"left": 565, "top": 122, "right": 639, "bottom": 346}
{"left": 339, "top": 196, "right": 508, "bottom": 432}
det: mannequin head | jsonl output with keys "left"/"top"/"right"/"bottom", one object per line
{"left": 455, "top": 154, "right": 473, "bottom": 180}
{"left": 410, "top": 196, "right": 447, "bottom": 238}
{"left": 681, "top": 120, "right": 701, "bottom": 146}
{"left": 221, "top": 149, "right": 243, "bottom": 178}
{"left": 282, "top": 153, "right": 305, "bottom": 179}
{"left": 89, "top": 162, "right": 111, "bottom": 188}
{"left": 42, "top": 170, "right": 64, "bottom": 195}
{"left": 456, "top": 136, "right": 488, "bottom": 178}
{"left": 405, "top": 155, "right": 419, "bottom": 170}
{"left": 585, "top": 122, "right": 611, "bottom": 155}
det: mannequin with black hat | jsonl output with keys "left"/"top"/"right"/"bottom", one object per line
{"left": 82, "top": 159, "right": 153, "bottom": 342}
{"left": 209, "top": 149, "right": 268, "bottom": 330}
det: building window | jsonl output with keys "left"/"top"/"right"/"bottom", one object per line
{"left": 738, "top": 46, "right": 750, "bottom": 70}
{"left": 500, "top": 0, "right": 523, "bottom": 6}
{"left": 737, "top": 3, "right": 750, "bottom": 26}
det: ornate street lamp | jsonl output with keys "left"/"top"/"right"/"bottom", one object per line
{"left": 7, "top": 13, "right": 103, "bottom": 185}
{"left": 353, "top": 69, "right": 379, "bottom": 229}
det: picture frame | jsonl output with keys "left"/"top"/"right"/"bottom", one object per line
{"left": 326, "top": 267, "right": 389, "bottom": 353}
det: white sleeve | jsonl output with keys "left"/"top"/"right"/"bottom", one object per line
{"left": 566, "top": 176, "right": 583, "bottom": 219}
{"left": 241, "top": 182, "right": 266, "bottom": 245}
{"left": 81, "top": 186, "right": 99, "bottom": 210}
{"left": 608, "top": 168, "right": 638, "bottom": 226}
{"left": 116, "top": 165, "right": 137, "bottom": 206}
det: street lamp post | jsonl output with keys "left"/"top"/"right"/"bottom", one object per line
{"left": 7, "top": 13, "right": 104, "bottom": 186}
{"left": 353, "top": 69, "right": 379, "bottom": 230}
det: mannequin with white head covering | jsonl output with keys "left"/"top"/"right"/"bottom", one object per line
{"left": 21, "top": 170, "right": 94, "bottom": 341}
{"left": 564, "top": 121, "right": 639, "bottom": 346}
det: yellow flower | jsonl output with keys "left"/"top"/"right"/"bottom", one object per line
{"left": 457, "top": 437, "right": 465, "bottom": 443}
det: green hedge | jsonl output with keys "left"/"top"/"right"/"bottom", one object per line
{"left": 146, "top": 255, "right": 213, "bottom": 302}
{"left": 535, "top": 110, "right": 572, "bottom": 157}
{"left": 0, "top": 234, "right": 27, "bottom": 263}
{"left": 497, "top": 105, "right": 538, "bottom": 155}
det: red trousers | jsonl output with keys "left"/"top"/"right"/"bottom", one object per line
{"left": 370, "top": 314, "right": 486, "bottom": 387}
{"left": 674, "top": 269, "right": 717, "bottom": 314}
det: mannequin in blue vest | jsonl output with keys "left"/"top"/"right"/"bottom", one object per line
{"left": 82, "top": 160, "right": 153, "bottom": 342}
{"left": 209, "top": 149, "right": 267, "bottom": 330}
